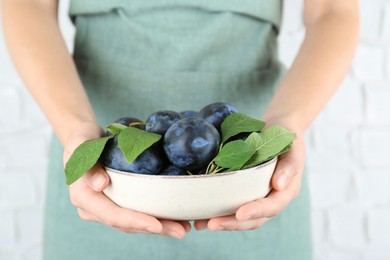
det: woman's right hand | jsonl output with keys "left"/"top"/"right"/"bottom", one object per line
{"left": 63, "top": 122, "right": 191, "bottom": 239}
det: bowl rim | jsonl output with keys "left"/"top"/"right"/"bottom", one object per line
{"left": 104, "top": 156, "right": 277, "bottom": 179}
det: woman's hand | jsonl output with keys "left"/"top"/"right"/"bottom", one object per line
{"left": 63, "top": 122, "right": 191, "bottom": 239}
{"left": 194, "top": 121, "right": 305, "bottom": 231}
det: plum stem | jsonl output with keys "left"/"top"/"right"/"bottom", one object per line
{"left": 129, "top": 122, "right": 148, "bottom": 127}
{"left": 205, "top": 160, "right": 215, "bottom": 174}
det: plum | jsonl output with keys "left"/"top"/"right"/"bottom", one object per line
{"left": 105, "top": 117, "right": 144, "bottom": 136}
{"left": 100, "top": 135, "right": 165, "bottom": 175}
{"left": 145, "top": 110, "right": 182, "bottom": 135}
{"left": 163, "top": 118, "right": 220, "bottom": 172}
{"left": 179, "top": 110, "right": 199, "bottom": 119}
{"left": 199, "top": 102, "right": 238, "bottom": 132}
{"left": 114, "top": 117, "right": 144, "bottom": 128}
{"left": 160, "top": 165, "right": 188, "bottom": 176}
{"left": 229, "top": 132, "right": 251, "bottom": 141}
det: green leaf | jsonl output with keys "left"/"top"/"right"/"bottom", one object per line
{"left": 65, "top": 135, "right": 115, "bottom": 185}
{"left": 213, "top": 140, "right": 256, "bottom": 170}
{"left": 118, "top": 127, "right": 162, "bottom": 163}
{"left": 275, "top": 143, "right": 292, "bottom": 157}
{"left": 243, "top": 126, "right": 296, "bottom": 168}
{"left": 221, "top": 113, "right": 266, "bottom": 144}
{"left": 106, "top": 123, "right": 127, "bottom": 135}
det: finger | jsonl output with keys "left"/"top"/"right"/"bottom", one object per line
{"left": 178, "top": 220, "right": 192, "bottom": 233}
{"left": 63, "top": 126, "right": 104, "bottom": 166}
{"left": 207, "top": 215, "right": 236, "bottom": 231}
{"left": 117, "top": 220, "right": 190, "bottom": 239}
{"left": 210, "top": 217, "right": 270, "bottom": 231}
{"left": 194, "top": 219, "right": 209, "bottom": 231}
{"left": 82, "top": 163, "right": 110, "bottom": 192}
{"left": 236, "top": 173, "right": 302, "bottom": 220}
{"left": 272, "top": 141, "right": 305, "bottom": 191}
{"left": 113, "top": 227, "right": 152, "bottom": 235}
{"left": 271, "top": 155, "right": 299, "bottom": 191}
{"left": 77, "top": 208, "right": 101, "bottom": 223}
{"left": 70, "top": 182, "right": 163, "bottom": 233}
{"left": 159, "top": 220, "right": 188, "bottom": 239}
{"left": 117, "top": 220, "right": 190, "bottom": 238}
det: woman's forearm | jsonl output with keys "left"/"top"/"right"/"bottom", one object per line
{"left": 262, "top": 1, "right": 359, "bottom": 134}
{"left": 2, "top": 0, "right": 97, "bottom": 145}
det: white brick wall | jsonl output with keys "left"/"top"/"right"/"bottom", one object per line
{"left": 1, "top": 0, "right": 390, "bottom": 259}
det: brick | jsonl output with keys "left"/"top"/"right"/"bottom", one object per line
{"left": 308, "top": 171, "right": 351, "bottom": 209}
{"left": 352, "top": 44, "right": 385, "bottom": 81}
{"left": 0, "top": 252, "right": 19, "bottom": 260}
{"left": 354, "top": 127, "right": 390, "bottom": 168}
{"left": 16, "top": 207, "right": 43, "bottom": 245}
{"left": 279, "top": 0, "right": 304, "bottom": 35}
{"left": 324, "top": 76, "right": 364, "bottom": 126}
{"left": 363, "top": 243, "right": 390, "bottom": 260}
{"left": 0, "top": 37, "right": 23, "bottom": 87}
{"left": 0, "top": 130, "right": 50, "bottom": 170}
{"left": 311, "top": 209, "right": 327, "bottom": 257}
{"left": 312, "top": 243, "right": 332, "bottom": 260}
{"left": 360, "top": 0, "right": 383, "bottom": 42}
{"left": 387, "top": 48, "right": 390, "bottom": 79}
{"left": 306, "top": 127, "right": 353, "bottom": 171}
{"left": 0, "top": 211, "right": 16, "bottom": 248}
{"left": 362, "top": 81, "right": 390, "bottom": 91}
{"left": 367, "top": 208, "right": 390, "bottom": 246}
{"left": 355, "top": 170, "right": 390, "bottom": 207}
{"left": 322, "top": 250, "right": 364, "bottom": 260}
{"left": 0, "top": 87, "right": 22, "bottom": 126}
{"left": 28, "top": 169, "right": 48, "bottom": 207}
{"left": 58, "top": 0, "right": 76, "bottom": 52}
{"left": 365, "top": 83, "right": 390, "bottom": 125}
{"left": 0, "top": 153, "right": 7, "bottom": 171}
{"left": 328, "top": 205, "right": 366, "bottom": 249}
{"left": 21, "top": 245, "right": 42, "bottom": 260}
{"left": 277, "top": 32, "right": 305, "bottom": 67}
{"left": 19, "top": 89, "right": 48, "bottom": 126}
{"left": 0, "top": 173, "right": 36, "bottom": 210}
{"left": 381, "top": 3, "right": 390, "bottom": 43}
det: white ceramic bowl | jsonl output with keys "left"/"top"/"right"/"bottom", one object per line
{"left": 103, "top": 157, "right": 277, "bottom": 220}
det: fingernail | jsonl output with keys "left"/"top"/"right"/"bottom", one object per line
{"left": 196, "top": 225, "right": 207, "bottom": 231}
{"left": 91, "top": 173, "right": 106, "bottom": 190}
{"left": 211, "top": 225, "right": 223, "bottom": 231}
{"left": 168, "top": 231, "right": 183, "bottom": 239}
{"left": 277, "top": 174, "right": 288, "bottom": 190}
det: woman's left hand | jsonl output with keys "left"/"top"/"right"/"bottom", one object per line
{"left": 194, "top": 128, "right": 306, "bottom": 231}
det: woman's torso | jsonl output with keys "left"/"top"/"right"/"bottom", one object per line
{"left": 43, "top": 1, "right": 312, "bottom": 259}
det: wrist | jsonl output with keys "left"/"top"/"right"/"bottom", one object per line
{"left": 62, "top": 121, "right": 104, "bottom": 148}
{"left": 260, "top": 115, "right": 305, "bottom": 138}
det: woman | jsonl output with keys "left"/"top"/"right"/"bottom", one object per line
{"left": 2, "top": 0, "right": 359, "bottom": 259}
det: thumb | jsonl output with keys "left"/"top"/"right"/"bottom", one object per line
{"left": 271, "top": 157, "right": 298, "bottom": 191}
{"left": 82, "top": 164, "right": 111, "bottom": 192}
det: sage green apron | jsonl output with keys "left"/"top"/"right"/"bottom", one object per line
{"left": 43, "top": 1, "right": 312, "bottom": 259}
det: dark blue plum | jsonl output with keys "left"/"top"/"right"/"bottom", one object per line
{"left": 179, "top": 110, "right": 199, "bottom": 119}
{"left": 163, "top": 118, "right": 220, "bottom": 172}
{"left": 195, "top": 168, "right": 207, "bottom": 175}
{"left": 160, "top": 165, "right": 188, "bottom": 176}
{"left": 100, "top": 136, "right": 165, "bottom": 175}
{"left": 114, "top": 117, "right": 144, "bottom": 128}
{"left": 105, "top": 117, "right": 144, "bottom": 136}
{"left": 230, "top": 132, "right": 251, "bottom": 141}
{"left": 145, "top": 110, "right": 182, "bottom": 135}
{"left": 199, "top": 102, "right": 238, "bottom": 132}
